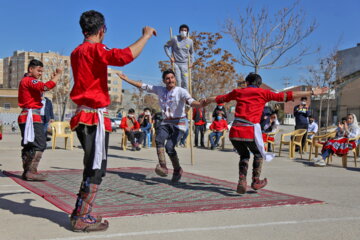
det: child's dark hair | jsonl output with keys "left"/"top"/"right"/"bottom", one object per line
{"left": 162, "top": 69, "right": 175, "bottom": 80}
{"left": 245, "top": 72, "right": 262, "bottom": 87}
{"left": 28, "top": 59, "right": 43, "bottom": 72}
{"left": 179, "top": 24, "right": 189, "bottom": 32}
{"left": 128, "top": 108, "right": 135, "bottom": 114}
{"left": 80, "top": 10, "right": 105, "bottom": 37}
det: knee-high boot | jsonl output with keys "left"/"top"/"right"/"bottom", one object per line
{"left": 169, "top": 154, "right": 183, "bottom": 182}
{"left": 251, "top": 158, "right": 267, "bottom": 190}
{"left": 155, "top": 147, "right": 168, "bottom": 177}
{"left": 24, "top": 151, "right": 48, "bottom": 181}
{"left": 70, "top": 181, "right": 108, "bottom": 232}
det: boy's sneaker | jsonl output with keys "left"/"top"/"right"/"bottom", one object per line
{"left": 314, "top": 157, "right": 326, "bottom": 167}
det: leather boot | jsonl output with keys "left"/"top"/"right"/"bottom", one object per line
{"left": 71, "top": 183, "right": 108, "bottom": 232}
{"left": 155, "top": 147, "right": 168, "bottom": 177}
{"left": 21, "top": 149, "right": 33, "bottom": 180}
{"left": 251, "top": 158, "right": 267, "bottom": 190}
{"left": 251, "top": 177, "right": 268, "bottom": 190}
{"left": 24, "top": 151, "right": 48, "bottom": 181}
{"left": 236, "top": 175, "right": 247, "bottom": 194}
{"left": 71, "top": 215, "right": 109, "bottom": 232}
{"left": 169, "top": 154, "right": 183, "bottom": 182}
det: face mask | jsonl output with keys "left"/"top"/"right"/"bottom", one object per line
{"left": 217, "top": 116, "right": 222, "bottom": 120}
{"left": 128, "top": 114, "right": 134, "bottom": 118}
{"left": 180, "top": 31, "right": 187, "bottom": 37}
{"left": 301, "top": 101, "right": 306, "bottom": 105}
{"left": 145, "top": 111, "right": 150, "bottom": 115}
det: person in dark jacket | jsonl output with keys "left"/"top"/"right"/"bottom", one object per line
{"left": 294, "top": 96, "right": 310, "bottom": 151}
{"left": 40, "top": 96, "right": 54, "bottom": 141}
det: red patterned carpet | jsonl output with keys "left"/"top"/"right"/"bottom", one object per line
{"left": 4, "top": 167, "right": 323, "bottom": 217}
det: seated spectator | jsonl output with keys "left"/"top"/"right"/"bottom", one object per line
{"left": 120, "top": 109, "right": 145, "bottom": 151}
{"left": 261, "top": 112, "right": 279, "bottom": 152}
{"left": 209, "top": 112, "right": 228, "bottom": 150}
{"left": 307, "top": 115, "right": 318, "bottom": 139}
{"left": 314, "top": 113, "right": 360, "bottom": 166}
{"left": 138, "top": 108, "right": 153, "bottom": 147}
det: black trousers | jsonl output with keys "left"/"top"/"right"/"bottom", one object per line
{"left": 76, "top": 124, "right": 109, "bottom": 185}
{"left": 155, "top": 124, "right": 184, "bottom": 156}
{"left": 19, "top": 122, "right": 46, "bottom": 152}
{"left": 194, "top": 124, "right": 205, "bottom": 147}
{"left": 231, "top": 140, "right": 263, "bottom": 178}
{"left": 125, "top": 131, "right": 145, "bottom": 145}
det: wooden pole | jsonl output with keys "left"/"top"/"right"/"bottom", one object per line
{"left": 169, "top": 27, "right": 175, "bottom": 71}
{"left": 188, "top": 55, "right": 194, "bottom": 165}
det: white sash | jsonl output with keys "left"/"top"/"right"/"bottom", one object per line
{"left": 24, "top": 109, "right": 35, "bottom": 144}
{"left": 234, "top": 118, "right": 275, "bottom": 162}
{"left": 77, "top": 106, "right": 107, "bottom": 170}
{"left": 254, "top": 123, "right": 275, "bottom": 162}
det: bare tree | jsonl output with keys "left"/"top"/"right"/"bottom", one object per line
{"left": 303, "top": 49, "right": 339, "bottom": 129}
{"left": 41, "top": 55, "right": 72, "bottom": 121}
{"left": 223, "top": 0, "right": 317, "bottom": 73}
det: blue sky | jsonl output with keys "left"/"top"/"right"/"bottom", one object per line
{"left": 1, "top": 0, "right": 359, "bottom": 90}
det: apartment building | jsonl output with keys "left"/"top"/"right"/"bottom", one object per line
{"left": 2, "top": 50, "right": 71, "bottom": 89}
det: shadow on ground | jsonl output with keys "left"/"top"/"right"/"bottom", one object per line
{"left": 107, "top": 170, "right": 243, "bottom": 197}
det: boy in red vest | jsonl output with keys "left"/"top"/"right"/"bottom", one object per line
{"left": 204, "top": 73, "right": 326, "bottom": 194}
{"left": 193, "top": 107, "right": 206, "bottom": 148}
{"left": 18, "top": 59, "right": 62, "bottom": 181}
{"left": 69, "top": 10, "right": 156, "bottom": 232}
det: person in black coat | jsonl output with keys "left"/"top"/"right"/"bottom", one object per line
{"left": 40, "top": 96, "right": 54, "bottom": 141}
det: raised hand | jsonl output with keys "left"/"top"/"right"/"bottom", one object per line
{"left": 312, "top": 87, "right": 328, "bottom": 95}
{"left": 117, "top": 72, "right": 128, "bottom": 81}
{"left": 143, "top": 26, "right": 157, "bottom": 38}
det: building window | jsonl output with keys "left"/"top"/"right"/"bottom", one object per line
{"left": 108, "top": 73, "right": 111, "bottom": 77}
{"left": 108, "top": 80, "right": 111, "bottom": 84}
{"left": 113, "top": 80, "right": 118, "bottom": 85}
{"left": 4, "top": 103, "right": 11, "bottom": 110}
{"left": 108, "top": 87, "right": 111, "bottom": 91}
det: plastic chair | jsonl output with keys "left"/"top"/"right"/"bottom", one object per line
{"left": 278, "top": 129, "right": 307, "bottom": 159}
{"left": 50, "top": 121, "right": 74, "bottom": 150}
{"left": 266, "top": 129, "right": 279, "bottom": 152}
{"left": 308, "top": 131, "right": 336, "bottom": 161}
{"left": 304, "top": 131, "right": 315, "bottom": 153}
{"left": 121, "top": 129, "right": 128, "bottom": 151}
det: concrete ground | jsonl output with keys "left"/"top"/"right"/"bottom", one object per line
{"left": 0, "top": 125, "right": 360, "bottom": 240}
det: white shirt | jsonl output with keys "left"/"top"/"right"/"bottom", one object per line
{"left": 308, "top": 122, "right": 318, "bottom": 134}
{"left": 141, "top": 84, "right": 194, "bottom": 119}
